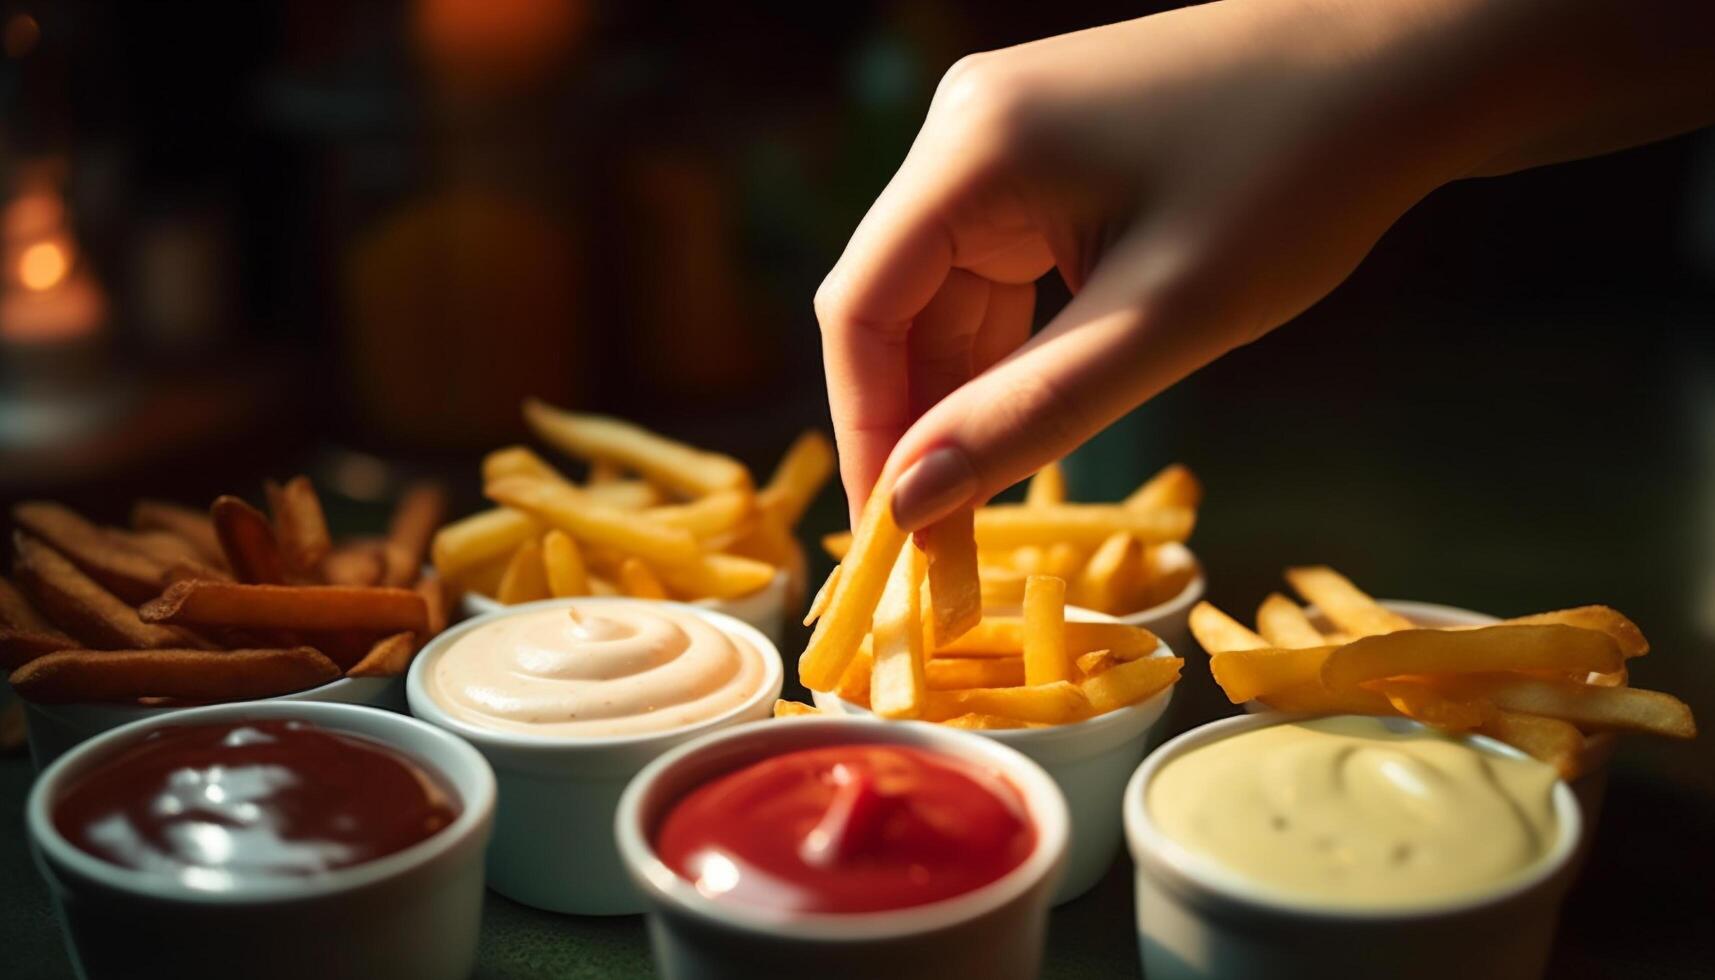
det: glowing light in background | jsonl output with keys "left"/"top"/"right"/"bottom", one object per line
{"left": 3, "top": 12, "right": 38, "bottom": 59}
{"left": 19, "top": 240, "right": 68, "bottom": 291}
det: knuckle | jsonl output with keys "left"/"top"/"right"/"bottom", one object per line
{"left": 932, "top": 52, "right": 1039, "bottom": 150}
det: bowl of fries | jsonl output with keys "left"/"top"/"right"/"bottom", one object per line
{"left": 1123, "top": 711, "right": 1585, "bottom": 980}
{"left": 435, "top": 399, "right": 834, "bottom": 644}
{"left": 4, "top": 481, "right": 453, "bottom": 768}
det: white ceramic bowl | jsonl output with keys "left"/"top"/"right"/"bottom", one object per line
{"left": 813, "top": 606, "right": 1176, "bottom": 904}
{"left": 1124, "top": 712, "right": 1583, "bottom": 980}
{"left": 28, "top": 700, "right": 495, "bottom": 980}
{"left": 461, "top": 566, "right": 792, "bottom": 647}
{"left": 615, "top": 716, "right": 1069, "bottom": 980}
{"left": 23, "top": 674, "right": 407, "bottom": 772}
{"left": 1115, "top": 543, "right": 1205, "bottom": 659}
{"left": 407, "top": 597, "right": 784, "bottom": 915}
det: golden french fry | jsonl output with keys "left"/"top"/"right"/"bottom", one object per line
{"left": 870, "top": 546, "right": 928, "bottom": 719}
{"left": 1081, "top": 655, "right": 1183, "bottom": 714}
{"left": 140, "top": 580, "right": 430, "bottom": 635}
{"left": 1135, "top": 542, "right": 1198, "bottom": 608}
{"left": 617, "top": 558, "right": 669, "bottom": 599}
{"left": 835, "top": 636, "right": 874, "bottom": 703}
{"left": 1255, "top": 592, "right": 1325, "bottom": 649}
{"left": 523, "top": 398, "right": 751, "bottom": 496}
{"left": 979, "top": 564, "right": 1028, "bottom": 608}
{"left": 541, "top": 530, "right": 589, "bottom": 597}
{"left": 1025, "top": 463, "right": 1066, "bottom": 506}
{"left": 1502, "top": 606, "right": 1649, "bottom": 658}
{"left": 822, "top": 531, "right": 852, "bottom": 560}
{"left": 1321, "top": 625, "right": 1623, "bottom": 691}
{"left": 1284, "top": 565, "right": 1413, "bottom": 637}
{"left": 1013, "top": 542, "right": 1084, "bottom": 579}
{"left": 974, "top": 504, "right": 1193, "bottom": 550}
{"left": 486, "top": 476, "right": 702, "bottom": 567}
{"left": 431, "top": 507, "right": 542, "bottom": 578}
{"left": 942, "top": 712, "right": 1030, "bottom": 730}
{"left": 211, "top": 495, "right": 289, "bottom": 585}
{"left": 346, "top": 631, "right": 418, "bottom": 678}
{"left": 482, "top": 446, "right": 567, "bottom": 485}
{"left": 799, "top": 484, "right": 908, "bottom": 691}
{"left": 920, "top": 509, "right": 982, "bottom": 647}
{"left": 1023, "top": 576, "right": 1072, "bottom": 685}
{"left": 264, "top": 476, "right": 333, "bottom": 575}
{"left": 1256, "top": 681, "right": 1397, "bottom": 716}
{"left": 804, "top": 564, "right": 842, "bottom": 626}
{"left": 757, "top": 430, "right": 835, "bottom": 528}
{"left": 14, "top": 535, "right": 203, "bottom": 650}
{"left": 922, "top": 680, "right": 1091, "bottom": 724}
{"left": 1366, "top": 679, "right": 1486, "bottom": 731}
{"left": 582, "top": 480, "right": 664, "bottom": 511}
{"left": 1188, "top": 601, "right": 1267, "bottom": 654}
{"left": 588, "top": 459, "right": 624, "bottom": 483}
{"left": 645, "top": 490, "right": 753, "bottom": 540}
{"left": 773, "top": 699, "right": 821, "bottom": 718}
{"left": 131, "top": 500, "right": 226, "bottom": 566}
{"left": 497, "top": 539, "right": 551, "bottom": 604}
{"left": 926, "top": 656, "right": 1024, "bottom": 691}
{"left": 10, "top": 647, "right": 341, "bottom": 704}
{"left": 14, "top": 502, "right": 169, "bottom": 603}
{"left": 1075, "top": 532, "right": 1143, "bottom": 615}
{"left": 653, "top": 553, "right": 776, "bottom": 600}
{"left": 1209, "top": 646, "right": 1335, "bottom": 703}
{"left": 381, "top": 482, "right": 447, "bottom": 588}
{"left": 447, "top": 551, "right": 510, "bottom": 598}
{"left": 1124, "top": 463, "right": 1202, "bottom": 511}
{"left": 1479, "top": 710, "right": 1584, "bottom": 779}
{"left": 1075, "top": 649, "right": 1118, "bottom": 678}
{"left": 1433, "top": 673, "right": 1694, "bottom": 739}
{"left": 936, "top": 618, "right": 1159, "bottom": 660}
{"left": 589, "top": 576, "right": 620, "bottom": 596}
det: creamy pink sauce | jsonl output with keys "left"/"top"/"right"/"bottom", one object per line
{"left": 428, "top": 604, "right": 768, "bottom": 737}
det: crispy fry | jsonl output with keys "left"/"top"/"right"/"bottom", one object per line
{"left": 1255, "top": 592, "right": 1326, "bottom": 649}
{"left": 936, "top": 618, "right": 1160, "bottom": 659}
{"left": 10, "top": 647, "right": 341, "bottom": 704}
{"left": 798, "top": 484, "right": 908, "bottom": 691}
{"left": 870, "top": 546, "right": 928, "bottom": 719}
{"left": 1321, "top": 625, "right": 1623, "bottom": 691}
{"left": 381, "top": 482, "right": 447, "bottom": 587}
{"left": 1137, "top": 542, "right": 1199, "bottom": 608}
{"left": 1366, "top": 679, "right": 1487, "bottom": 731}
{"left": 804, "top": 564, "right": 842, "bottom": 626}
{"left": 835, "top": 636, "right": 874, "bottom": 703}
{"left": 1074, "top": 532, "right": 1144, "bottom": 615}
{"left": 0, "top": 575, "right": 63, "bottom": 634}
{"left": 264, "top": 476, "right": 333, "bottom": 574}
{"left": 942, "top": 712, "right": 1030, "bottom": 730}
{"left": 653, "top": 553, "right": 776, "bottom": 600}
{"left": 14, "top": 535, "right": 203, "bottom": 650}
{"left": 920, "top": 509, "right": 982, "bottom": 647}
{"left": 541, "top": 530, "right": 590, "bottom": 597}
{"left": 1433, "top": 674, "right": 1694, "bottom": 738}
{"left": 486, "top": 476, "right": 702, "bottom": 567}
{"left": 617, "top": 558, "right": 670, "bottom": 599}
{"left": 482, "top": 446, "right": 567, "bottom": 485}
{"left": 346, "top": 631, "right": 418, "bottom": 678}
{"left": 645, "top": 490, "right": 753, "bottom": 540}
{"left": 1082, "top": 655, "right": 1183, "bottom": 714}
{"left": 1284, "top": 565, "right": 1413, "bottom": 637}
{"left": 757, "top": 430, "right": 835, "bottom": 528}
{"left": 0, "top": 629, "right": 79, "bottom": 670}
{"left": 1025, "top": 463, "right": 1067, "bottom": 506}
{"left": 1501, "top": 605, "right": 1649, "bottom": 658}
{"left": 1209, "top": 646, "right": 1335, "bottom": 703}
{"left": 922, "top": 680, "right": 1091, "bottom": 724}
{"left": 321, "top": 541, "right": 385, "bottom": 586}
{"left": 1076, "top": 650, "right": 1118, "bottom": 678}
{"left": 212, "top": 495, "right": 289, "bottom": 585}
{"left": 926, "top": 656, "right": 1024, "bottom": 690}
{"left": 13, "top": 502, "right": 168, "bottom": 603}
{"left": 822, "top": 531, "right": 852, "bottom": 560}
{"left": 1479, "top": 710, "right": 1584, "bottom": 779}
{"left": 496, "top": 540, "right": 552, "bottom": 604}
{"left": 415, "top": 573, "right": 448, "bottom": 636}
{"left": 431, "top": 507, "right": 543, "bottom": 578}
{"left": 582, "top": 480, "right": 663, "bottom": 511}
{"left": 1023, "top": 575, "right": 1072, "bottom": 685}
{"left": 974, "top": 504, "right": 1194, "bottom": 550}
{"left": 1188, "top": 601, "right": 1267, "bottom": 654}
{"left": 1257, "top": 680, "right": 1398, "bottom": 715}
{"left": 1124, "top": 463, "right": 1203, "bottom": 511}
{"left": 140, "top": 580, "right": 429, "bottom": 635}
{"left": 132, "top": 500, "right": 225, "bottom": 566}
{"left": 523, "top": 398, "right": 751, "bottom": 496}
{"left": 773, "top": 699, "right": 821, "bottom": 718}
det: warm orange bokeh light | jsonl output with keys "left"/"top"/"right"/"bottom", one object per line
{"left": 19, "top": 240, "right": 68, "bottom": 291}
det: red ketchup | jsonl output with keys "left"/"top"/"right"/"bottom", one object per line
{"left": 654, "top": 744, "right": 1035, "bottom": 913}
{"left": 53, "top": 720, "right": 459, "bottom": 883}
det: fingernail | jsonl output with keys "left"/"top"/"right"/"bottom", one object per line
{"left": 890, "top": 447, "right": 978, "bottom": 531}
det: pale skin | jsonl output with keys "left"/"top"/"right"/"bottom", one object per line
{"left": 817, "top": 0, "right": 1715, "bottom": 529}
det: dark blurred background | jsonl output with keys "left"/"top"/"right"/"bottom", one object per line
{"left": 0, "top": 2, "right": 1711, "bottom": 977}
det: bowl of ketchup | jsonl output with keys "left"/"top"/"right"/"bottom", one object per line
{"left": 27, "top": 701, "right": 495, "bottom": 980}
{"left": 615, "top": 716, "right": 1070, "bottom": 980}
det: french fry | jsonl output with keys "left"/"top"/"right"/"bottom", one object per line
{"left": 1013, "top": 542, "right": 1084, "bottom": 579}
{"left": 523, "top": 398, "right": 751, "bottom": 496}
{"left": 346, "top": 631, "right": 418, "bottom": 678}
{"left": 415, "top": 573, "right": 448, "bottom": 637}
{"left": 757, "top": 430, "right": 835, "bottom": 528}
{"left": 979, "top": 564, "right": 1028, "bottom": 608}
{"left": 1082, "top": 655, "right": 1183, "bottom": 714}
{"left": 804, "top": 564, "right": 842, "bottom": 626}
{"left": 645, "top": 490, "right": 753, "bottom": 540}
{"left": 835, "top": 636, "right": 874, "bottom": 703}
{"left": 1255, "top": 593, "right": 1326, "bottom": 649}
{"left": 926, "top": 656, "right": 1024, "bottom": 691}
{"left": 132, "top": 500, "right": 225, "bottom": 566}
{"left": 486, "top": 476, "right": 702, "bottom": 567}
{"left": 431, "top": 507, "right": 542, "bottom": 578}
{"left": 1284, "top": 565, "right": 1413, "bottom": 637}
{"left": 1188, "top": 601, "right": 1267, "bottom": 653}
{"left": 653, "top": 553, "right": 777, "bottom": 600}
{"left": 1366, "top": 679, "right": 1487, "bottom": 731}
{"left": 1432, "top": 674, "right": 1694, "bottom": 739}
{"left": 822, "top": 531, "right": 852, "bottom": 560}
{"left": 1321, "top": 625, "right": 1623, "bottom": 691}
{"left": 588, "top": 459, "right": 624, "bottom": 483}
{"left": 1256, "top": 681, "right": 1397, "bottom": 716}
{"left": 870, "top": 547, "right": 928, "bottom": 719}
{"left": 1209, "top": 646, "right": 1335, "bottom": 703}
{"left": 1479, "top": 710, "right": 1584, "bottom": 779}
{"left": 381, "top": 482, "right": 447, "bottom": 587}
{"left": 497, "top": 539, "right": 552, "bottom": 604}
{"left": 1022, "top": 575, "right": 1072, "bottom": 685}
{"left": 112, "top": 530, "right": 228, "bottom": 582}
{"left": 265, "top": 476, "right": 333, "bottom": 574}
{"left": 920, "top": 509, "right": 982, "bottom": 647}
{"left": 449, "top": 551, "right": 511, "bottom": 598}
{"left": 936, "top": 618, "right": 1160, "bottom": 660}
{"left": 1025, "top": 463, "right": 1067, "bottom": 506}
{"left": 618, "top": 558, "right": 670, "bottom": 600}
{"left": 582, "top": 480, "right": 663, "bottom": 511}
{"left": 321, "top": 541, "right": 386, "bottom": 586}
{"left": 1136, "top": 542, "right": 1199, "bottom": 608}
{"left": 13, "top": 502, "right": 168, "bottom": 603}
{"left": 1074, "top": 532, "right": 1143, "bottom": 615}
{"left": 922, "top": 680, "right": 1091, "bottom": 724}
{"left": 943, "top": 712, "right": 1031, "bottom": 730}
{"left": 798, "top": 484, "right": 908, "bottom": 691}
{"left": 9, "top": 648, "right": 341, "bottom": 704}
{"left": 13, "top": 535, "right": 203, "bottom": 650}
{"left": 0, "top": 575, "right": 64, "bottom": 634}
{"left": 0, "top": 629, "right": 78, "bottom": 670}
{"left": 974, "top": 504, "right": 1193, "bottom": 550}
{"left": 140, "top": 580, "right": 430, "bottom": 635}
{"left": 1076, "top": 650, "right": 1118, "bottom": 678}
{"left": 483, "top": 446, "right": 567, "bottom": 486}
{"left": 1502, "top": 605, "right": 1649, "bottom": 658}
{"left": 212, "top": 495, "right": 289, "bottom": 585}
{"left": 773, "top": 699, "right": 821, "bottom": 718}
{"left": 541, "top": 530, "right": 590, "bottom": 597}
{"left": 1124, "top": 463, "right": 1203, "bottom": 511}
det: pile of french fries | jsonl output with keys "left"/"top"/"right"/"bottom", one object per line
{"left": 780, "top": 472, "right": 1183, "bottom": 728}
{"left": 822, "top": 462, "right": 1201, "bottom": 615}
{"left": 1189, "top": 565, "right": 1696, "bottom": 777}
{"left": 1, "top": 478, "right": 449, "bottom": 705}
{"left": 431, "top": 399, "right": 834, "bottom": 609}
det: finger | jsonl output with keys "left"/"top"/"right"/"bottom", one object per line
{"left": 970, "top": 280, "right": 1034, "bottom": 376}
{"left": 908, "top": 269, "right": 989, "bottom": 415}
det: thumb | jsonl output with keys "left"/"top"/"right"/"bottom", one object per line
{"left": 882, "top": 232, "right": 1239, "bottom": 531}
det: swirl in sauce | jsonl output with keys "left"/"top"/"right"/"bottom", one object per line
{"left": 428, "top": 603, "right": 769, "bottom": 737}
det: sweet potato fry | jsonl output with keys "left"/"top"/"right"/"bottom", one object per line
{"left": 212, "top": 495, "right": 289, "bottom": 585}
{"left": 382, "top": 481, "right": 448, "bottom": 587}
{"left": 0, "top": 629, "right": 78, "bottom": 670}
{"left": 415, "top": 573, "right": 448, "bottom": 637}
{"left": 799, "top": 484, "right": 908, "bottom": 691}
{"left": 1284, "top": 565, "right": 1413, "bottom": 637}
{"left": 870, "top": 547, "right": 928, "bottom": 719}
{"left": 926, "top": 656, "right": 1025, "bottom": 690}
{"left": 974, "top": 504, "right": 1194, "bottom": 550}
{"left": 109, "top": 530, "right": 229, "bottom": 583}
{"left": 1081, "top": 655, "right": 1183, "bottom": 714}
{"left": 265, "top": 476, "right": 333, "bottom": 574}
{"left": 431, "top": 507, "right": 542, "bottom": 578}
{"left": 140, "top": 580, "right": 429, "bottom": 635}
{"left": 132, "top": 500, "right": 225, "bottom": 566}
{"left": 920, "top": 509, "right": 982, "bottom": 647}
{"left": 1188, "top": 601, "right": 1267, "bottom": 654}
{"left": 10, "top": 647, "right": 341, "bottom": 704}
{"left": 523, "top": 398, "right": 751, "bottom": 496}
{"left": 0, "top": 575, "right": 63, "bottom": 633}
{"left": 13, "top": 535, "right": 203, "bottom": 650}
{"left": 346, "top": 631, "right": 418, "bottom": 678}
{"left": 1123, "top": 463, "right": 1203, "bottom": 511}
{"left": 13, "top": 502, "right": 168, "bottom": 603}
{"left": 757, "top": 430, "right": 835, "bottom": 528}
{"left": 321, "top": 541, "right": 385, "bottom": 586}
{"left": 1255, "top": 593, "right": 1325, "bottom": 649}
{"left": 1321, "top": 625, "right": 1623, "bottom": 691}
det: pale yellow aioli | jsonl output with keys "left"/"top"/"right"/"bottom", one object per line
{"left": 428, "top": 603, "right": 768, "bottom": 737}
{"left": 1148, "top": 716, "right": 1559, "bottom": 906}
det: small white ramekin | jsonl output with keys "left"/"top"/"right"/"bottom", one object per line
{"left": 1114, "top": 543, "right": 1205, "bottom": 660}
{"left": 461, "top": 566, "right": 792, "bottom": 647}
{"left": 615, "top": 716, "right": 1069, "bottom": 980}
{"left": 28, "top": 700, "right": 495, "bottom": 980}
{"left": 1124, "top": 712, "right": 1583, "bottom": 980}
{"left": 813, "top": 606, "right": 1176, "bottom": 904}
{"left": 23, "top": 674, "right": 406, "bottom": 771}
{"left": 407, "top": 596, "right": 783, "bottom": 915}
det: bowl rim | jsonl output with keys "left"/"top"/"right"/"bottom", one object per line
{"left": 406, "top": 596, "right": 784, "bottom": 752}
{"left": 1123, "top": 711, "right": 1584, "bottom": 922}
{"left": 614, "top": 716, "right": 1070, "bottom": 940}
{"left": 458, "top": 566, "right": 790, "bottom": 617}
{"left": 27, "top": 700, "right": 496, "bottom": 905}
{"left": 20, "top": 673, "right": 399, "bottom": 724}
